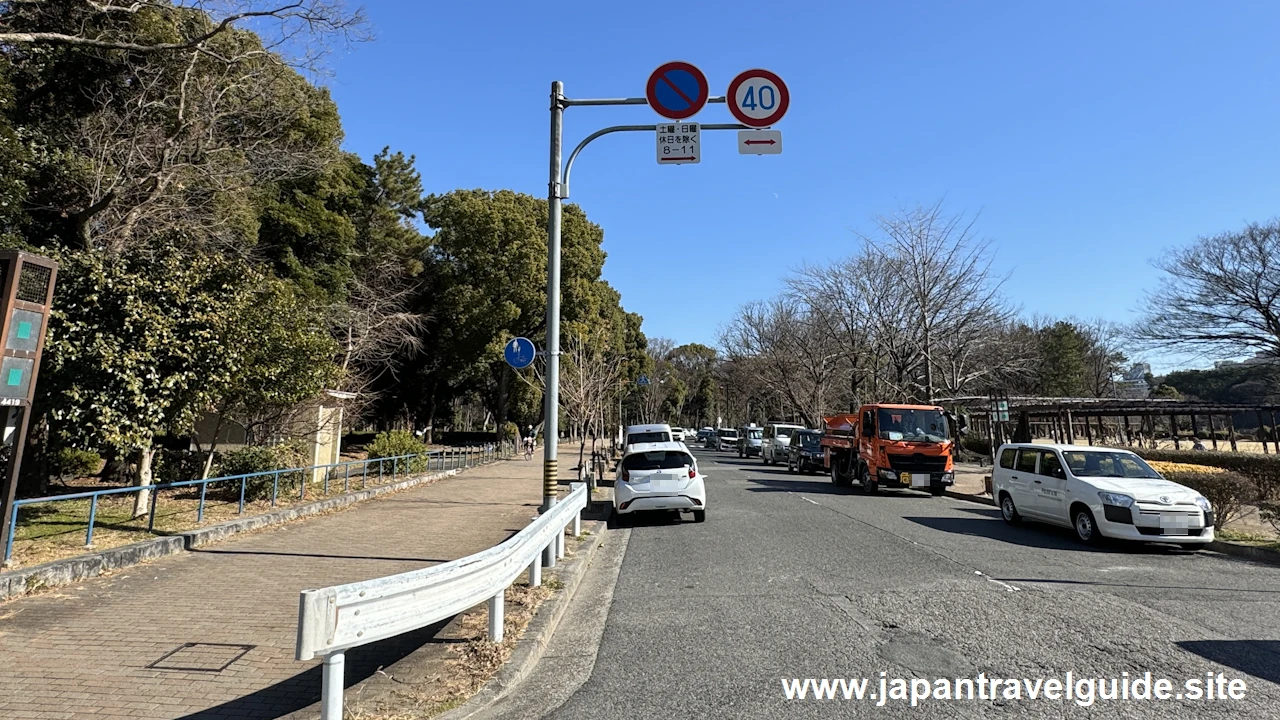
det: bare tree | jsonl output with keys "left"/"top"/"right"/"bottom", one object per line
{"left": 863, "top": 204, "right": 1011, "bottom": 402}
{"left": 1134, "top": 220, "right": 1280, "bottom": 360}
{"left": 719, "top": 297, "right": 843, "bottom": 427}
{"left": 0, "top": 1, "right": 367, "bottom": 69}
{"left": 1079, "top": 318, "right": 1128, "bottom": 397}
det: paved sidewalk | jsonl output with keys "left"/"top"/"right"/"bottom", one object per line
{"left": 0, "top": 448, "right": 577, "bottom": 719}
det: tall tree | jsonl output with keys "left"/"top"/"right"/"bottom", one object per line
{"left": 1135, "top": 219, "right": 1280, "bottom": 361}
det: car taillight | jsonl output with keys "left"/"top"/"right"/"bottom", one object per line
{"left": 688, "top": 467, "right": 696, "bottom": 479}
{"left": 620, "top": 469, "right": 629, "bottom": 483}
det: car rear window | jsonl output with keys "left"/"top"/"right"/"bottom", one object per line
{"left": 999, "top": 448, "right": 1016, "bottom": 469}
{"left": 622, "top": 451, "right": 693, "bottom": 471}
{"left": 628, "top": 432, "right": 670, "bottom": 444}
{"left": 1015, "top": 450, "right": 1038, "bottom": 473}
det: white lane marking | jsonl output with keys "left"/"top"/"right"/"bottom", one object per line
{"left": 800, "top": 496, "right": 820, "bottom": 505}
{"left": 975, "top": 570, "right": 1019, "bottom": 592}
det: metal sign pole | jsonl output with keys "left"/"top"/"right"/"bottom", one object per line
{"left": 542, "top": 82, "right": 565, "bottom": 515}
{"left": 538, "top": 77, "right": 751, "bottom": 518}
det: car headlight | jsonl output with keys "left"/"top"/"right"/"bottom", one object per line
{"left": 1098, "top": 491, "right": 1134, "bottom": 507}
{"left": 941, "top": 472, "right": 954, "bottom": 481}
{"left": 878, "top": 469, "right": 897, "bottom": 480}
{"left": 1194, "top": 496, "right": 1212, "bottom": 512}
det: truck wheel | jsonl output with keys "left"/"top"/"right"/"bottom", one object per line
{"left": 831, "top": 462, "right": 849, "bottom": 488}
{"left": 858, "top": 467, "right": 877, "bottom": 494}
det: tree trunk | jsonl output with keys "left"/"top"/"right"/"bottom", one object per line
{"left": 131, "top": 443, "right": 158, "bottom": 519}
{"left": 201, "top": 410, "right": 227, "bottom": 480}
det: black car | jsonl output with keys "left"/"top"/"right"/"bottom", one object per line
{"left": 786, "top": 430, "right": 824, "bottom": 474}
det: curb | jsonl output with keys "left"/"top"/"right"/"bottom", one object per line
{"left": 0, "top": 466, "right": 468, "bottom": 602}
{"left": 436, "top": 517, "right": 609, "bottom": 720}
{"left": 943, "top": 489, "right": 1280, "bottom": 566}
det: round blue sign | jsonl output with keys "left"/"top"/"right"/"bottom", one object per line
{"left": 504, "top": 337, "right": 536, "bottom": 369}
{"left": 646, "top": 61, "right": 709, "bottom": 120}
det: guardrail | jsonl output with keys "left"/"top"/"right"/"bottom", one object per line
{"left": 295, "top": 482, "right": 589, "bottom": 720}
{"left": 4, "top": 444, "right": 506, "bottom": 564}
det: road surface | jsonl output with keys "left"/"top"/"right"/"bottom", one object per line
{"left": 517, "top": 447, "right": 1280, "bottom": 719}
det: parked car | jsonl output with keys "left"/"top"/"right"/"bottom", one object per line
{"left": 737, "top": 424, "right": 763, "bottom": 457}
{"left": 991, "top": 443, "right": 1215, "bottom": 547}
{"left": 762, "top": 422, "right": 806, "bottom": 465}
{"left": 613, "top": 441, "right": 706, "bottom": 523}
{"left": 786, "top": 430, "right": 824, "bottom": 474}
{"left": 712, "top": 427, "right": 739, "bottom": 451}
{"left": 625, "top": 423, "right": 672, "bottom": 450}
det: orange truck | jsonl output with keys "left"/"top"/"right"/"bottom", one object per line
{"left": 821, "top": 404, "right": 955, "bottom": 496}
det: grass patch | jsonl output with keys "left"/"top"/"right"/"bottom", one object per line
{"left": 1217, "top": 528, "right": 1280, "bottom": 550}
{"left": 6, "top": 459, "right": 458, "bottom": 568}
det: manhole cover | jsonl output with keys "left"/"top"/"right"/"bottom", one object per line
{"left": 148, "top": 643, "right": 255, "bottom": 672}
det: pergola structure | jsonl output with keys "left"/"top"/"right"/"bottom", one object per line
{"left": 938, "top": 395, "right": 1280, "bottom": 456}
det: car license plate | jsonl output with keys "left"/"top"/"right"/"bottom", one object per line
{"left": 1160, "top": 515, "right": 1191, "bottom": 534}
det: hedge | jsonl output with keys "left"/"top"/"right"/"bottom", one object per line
{"left": 367, "top": 430, "right": 430, "bottom": 474}
{"left": 1130, "top": 447, "right": 1280, "bottom": 501}
{"left": 1156, "top": 469, "right": 1255, "bottom": 529}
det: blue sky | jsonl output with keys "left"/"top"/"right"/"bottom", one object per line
{"left": 325, "top": 1, "right": 1280, "bottom": 371}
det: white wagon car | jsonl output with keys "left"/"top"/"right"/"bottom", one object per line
{"left": 991, "top": 443, "right": 1215, "bottom": 547}
{"left": 614, "top": 441, "right": 707, "bottom": 523}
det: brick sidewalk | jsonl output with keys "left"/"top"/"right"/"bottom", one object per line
{"left": 0, "top": 448, "right": 578, "bottom": 719}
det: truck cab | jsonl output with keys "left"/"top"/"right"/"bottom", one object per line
{"left": 821, "top": 404, "right": 955, "bottom": 495}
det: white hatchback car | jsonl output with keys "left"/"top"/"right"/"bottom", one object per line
{"left": 992, "top": 444, "right": 1215, "bottom": 547}
{"left": 614, "top": 442, "right": 706, "bottom": 523}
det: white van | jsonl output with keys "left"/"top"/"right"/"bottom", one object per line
{"left": 991, "top": 443, "right": 1215, "bottom": 547}
{"left": 762, "top": 422, "right": 806, "bottom": 465}
{"left": 625, "top": 424, "right": 673, "bottom": 450}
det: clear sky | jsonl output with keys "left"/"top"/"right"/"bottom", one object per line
{"left": 324, "top": 1, "right": 1280, "bottom": 371}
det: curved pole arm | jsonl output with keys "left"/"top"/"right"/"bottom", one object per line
{"left": 561, "top": 122, "right": 750, "bottom": 199}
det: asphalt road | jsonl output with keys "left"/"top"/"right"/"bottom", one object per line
{"left": 531, "top": 447, "right": 1280, "bottom": 719}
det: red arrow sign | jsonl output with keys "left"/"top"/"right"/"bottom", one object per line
{"left": 744, "top": 139, "right": 776, "bottom": 146}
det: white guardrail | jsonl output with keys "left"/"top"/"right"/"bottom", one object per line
{"left": 295, "top": 482, "right": 589, "bottom": 719}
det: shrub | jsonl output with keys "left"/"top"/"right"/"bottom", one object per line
{"left": 153, "top": 449, "right": 209, "bottom": 484}
{"left": 500, "top": 421, "right": 520, "bottom": 452}
{"left": 960, "top": 437, "right": 992, "bottom": 458}
{"left": 367, "top": 430, "right": 429, "bottom": 473}
{"left": 1147, "top": 461, "right": 1226, "bottom": 476}
{"left": 219, "top": 443, "right": 309, "bottom": 501}
{"left": 1158, "top": 469, "right": 1256, "bottom": 529}
{"left": 50, "top": 447, "right": 102, "bottom": 482}
{"left": 1260, "top": 501, "right": 1280, "bottom": 535}
{"left": 1131, "top": 447, "right": 1280, "bottom": 502}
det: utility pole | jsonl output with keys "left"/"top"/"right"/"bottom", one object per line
{"left": 542, "top": 81, "right": 565, "bottom": 515}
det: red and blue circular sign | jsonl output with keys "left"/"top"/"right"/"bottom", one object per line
{"left": 646, "top": 61, "right": 709, "bottom": 120}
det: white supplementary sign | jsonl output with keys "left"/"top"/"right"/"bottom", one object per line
{"left": 656, "top": 122, "right": 699, "bottom": 165}
{"left": 738, "top": 129, "right": 782, "bottom": 155}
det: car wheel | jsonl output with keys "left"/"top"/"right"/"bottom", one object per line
{"left": 1000, "top": 494, "right": 1022, "bottom": 525}
{"left": 611, "top": 507, "right": 630, "bottom": 528}
{"left": 1073, "top": 506, "right": 1101, "bottom": 545}
{"left": 830, "top": 462, "right": 840, "bottom": 486}
{"left": 692, "top": 510, "right": 706, "bottom": 523}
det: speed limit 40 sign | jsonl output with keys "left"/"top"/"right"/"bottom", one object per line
{"left": 727, "top": 69, "right": 790, "bottom": 128}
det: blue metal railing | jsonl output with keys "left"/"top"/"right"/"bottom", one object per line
{"left": 5, "top": 443, "right": 508, "bottom": 564}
